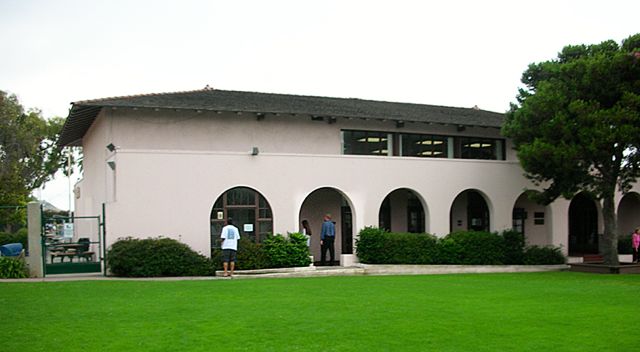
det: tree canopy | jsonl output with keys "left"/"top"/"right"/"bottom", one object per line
{"left": 0, "top": 90, "right": 70, "bottom": 208}
{"left": 502, "top": 34, "right": 640, "bottom": 264}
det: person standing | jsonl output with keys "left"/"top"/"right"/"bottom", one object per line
{"left": 320, "top": 214, "right": 336, "bottom": 266}
{"left": 221, "top": 218, "right": 240, "bottom": 277}
{"left": 632, "top": 227, "right": 640, "bottom": 263}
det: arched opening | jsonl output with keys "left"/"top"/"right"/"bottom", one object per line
{"left": 568, "top": 192, "right": 598, "bottom": 255}
{"left": 210, "top": 187, "right": 273, "bottom": 250}
{"left": 378, "top": 188, "right": 427, "bottom": 233}
{"left": 450, "top": 190, "right": 490, "bottom": 232}
{"left": 298, "top": 187, "right": 354, "bottom": 266}
{"left": 512, "top": 191, "right": 551, "bottom": 246}
{"left": 617, "top": 192, "right": 640, "bottom": 237}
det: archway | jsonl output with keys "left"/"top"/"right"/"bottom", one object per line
{"left": 210, "top": 186, "right": 273, "bottom": 250}
{"left": 378, "top": 188, "right": 427, "bottom": 233}
{"left": 568, "top": 192, "right": 598, "bottom": 255}
{"left": 298, "top": 187, "right": 354, "bottom": 266}
{"left": 512, "top": 191, "right": 551, "bottom": 246}
{"left": 617, "top": 192, "right": 640, "bottom": 237}
{"left": 450, "top": 190, "right": 490, "bottom": 232}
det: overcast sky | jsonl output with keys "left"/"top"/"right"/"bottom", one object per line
{"left": 1, "top": 0, "right": 639, "bottom": 210}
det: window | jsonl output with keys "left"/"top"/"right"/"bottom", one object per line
{"left": 342, "top": 130, "right": 392, "bottom": 156}
{"left": 401, "top": 133, "right": 448, "bottom": 158}
{"left": 457, "top": 137, "right": 504, "bottom": 160}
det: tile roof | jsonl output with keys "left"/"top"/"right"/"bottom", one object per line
{"left": 58, "top": 88, "right": 505, "bottom": 146}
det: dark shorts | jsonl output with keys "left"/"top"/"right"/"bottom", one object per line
{"left": 222, "top": 249, "right": 237, "bottom": 263}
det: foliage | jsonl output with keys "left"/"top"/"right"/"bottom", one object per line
{"left": 107, "top": 237, "right": 214, "bottom": 277}
{"left": 356, "top": 227, "right": 438, "bottom": 264}
{"left": 502, "top": 34, "right": 640, "bottom": 265}
{"left": 522, "top": 246, "right": 566, "bottom": 265}
{"left": 0, "top": 91, "right": 78, "bottom": 214}
{"left": 211, "top": 234, "right": 310, "bottom": 270}
{"left": 436, "top": 231, "right": 507, "bottom": 265}
{"left": 0, "top": 227, "right": 28, "bottom": 249}
{"left": 0, "top": 256, "right": 28, "bottom": 278}
{"left": 501, "top": 229, "right": 525, "bottom": 264}
{"left": 356, "top": 227, "right": 564, "bottom": 265}
{"left": 617, "top": 233, "right": 633, "bottom": 254}
{"left": 263, "top": 233, "right": 311, "bottom": 268}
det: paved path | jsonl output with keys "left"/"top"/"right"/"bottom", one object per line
{"left": 0, "top": 264, "right": 569, "bottom": 282}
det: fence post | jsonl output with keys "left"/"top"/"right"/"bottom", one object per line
{"left": 26, "top": 202, "right": 43, "bottom": 278}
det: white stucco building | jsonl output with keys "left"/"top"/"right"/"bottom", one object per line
{"left": 58, "top": 88, "right": 640, "bottom": 264}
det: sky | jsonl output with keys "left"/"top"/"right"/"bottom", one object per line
{"left": 1, "top": 0, "right": 639, "bottom": 210}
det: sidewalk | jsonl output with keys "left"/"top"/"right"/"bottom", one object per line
{"left": 0, "top": 264, "right": 569, "bottom": 282}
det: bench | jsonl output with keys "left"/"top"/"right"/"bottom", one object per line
{"left": 51, "top": 251, "right": 78, "bottom": 263}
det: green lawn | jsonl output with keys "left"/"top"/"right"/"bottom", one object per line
{"left": 1, "top": 272, "right": 638, "bottom": 351}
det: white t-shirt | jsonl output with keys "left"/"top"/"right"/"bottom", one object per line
{"left": 221, "top": 224, "right": 240, "bottom": 251}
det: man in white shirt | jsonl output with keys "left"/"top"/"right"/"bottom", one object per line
{"left": 221, "top": 218, "right": 240, "bottom": 277}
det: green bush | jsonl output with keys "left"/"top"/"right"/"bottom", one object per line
{"left": 501, "top": 230, "right": 525, "bottom": 264}
{"left": 617, "top": 234, "right": 633, "bottom": 254}
{"left": 436, "top": 231, "right": 506, "bottom": 265}
{"left": 107, "top": 237, "right": 215, "bottom": 277}
{"left": 0, "top": 256, "right": 28, "bottom": 278}
{"left": 522, "top": 245, "right": 566, "bottom": 265}
{"left": 263, "top": 233, "right": 311, "bottom": 268}
{"left": 0, "top": 228, "right": 28, "bottom": 249}
{"left": 211, "top": 234, "right": 310, "bottom": 270}
{"left": 356, "top": 227, "right": 438, "bottom": 264}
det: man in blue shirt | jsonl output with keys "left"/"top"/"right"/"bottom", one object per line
{"left": 320, "top": 214, "right": 336, "bottom": 266}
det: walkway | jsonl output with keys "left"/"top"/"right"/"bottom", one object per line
{"left": 0, "top": 264, "right": 569, "bottom": 282}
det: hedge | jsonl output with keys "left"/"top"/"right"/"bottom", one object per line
{"left": 0, "top": 256, "right": 29, "bottom": 279}
{"left": 355, "top": 227, "right": 438, "bottom": 264}
{"left": 107, "top": 237, "right": 215, "bottom": 277}
{"left": 357, "top": 227, "right": 565, "bottom": 265}
{"left": 211, "top": 233, "right": 311, "bottom": 270}
{"left": 0, "top": 228, "right": 28, "bottom": 250}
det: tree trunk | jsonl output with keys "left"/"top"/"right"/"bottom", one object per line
{"left": 601, "top": 194, "right": 619, "bottom": 265}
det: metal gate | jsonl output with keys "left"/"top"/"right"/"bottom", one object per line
{"left": 41, "top": 205, "right": 105, "bottom": 276}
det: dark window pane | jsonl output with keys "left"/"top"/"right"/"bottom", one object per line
{"left": 401, "top": 134, "right": 447, "bottom": 158}
{"left": 343, "top": 130, "right": 390, "bottom": 156}
{"left": 226, "top": 187, "right": 256, "bottom": 205}
{"left": 458, "top": 137, "right": 498, "bottom": 160}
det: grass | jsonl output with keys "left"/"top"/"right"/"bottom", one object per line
{"left": 1, "top": 272, "right": 639, "bottom": 351}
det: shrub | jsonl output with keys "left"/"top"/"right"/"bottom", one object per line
{"left": 501, "top": 230, "right": 525, "bottom": 264}
{"left": 0, "top": 228, "right": 28, "bottom": 250}
{"left": 0, "top": 256, "right": 28, "bottom": 278}
{"left": 107, "top": 237, "right": 214, "bottom": 277}
{"left": 263, "top": 233, "right": 311, "bottom": 268}
{"left": 436, "top": 231, "right": 506, "bottom": 265}
{"left": 235, "top": 239, "right": 270, "bottom": 270}
{"left": 356, "top": 227, "right": 438, "bottom": 264}
{"left": 617, "top": 234, "right": 633, "bottom": 254}
{"left": 522, "top": 245, "right": 566, "bottom": 265}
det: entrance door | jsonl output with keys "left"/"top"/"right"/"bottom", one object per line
{"left": 227, "top": 208, "right": 256, "bottom": 242}
{"left": 341, "top": 206, "right": 353, "bottom": 254}
{"left": 569, "top": 193, "right": 598, "bottom": 255}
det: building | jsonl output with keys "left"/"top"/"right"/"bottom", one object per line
{"left": 58, "top": 88, "right": 640, "bottom": 264}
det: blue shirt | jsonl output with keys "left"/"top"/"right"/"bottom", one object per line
{"left": 321, "top": 220, "right": 336, "bottom": 240}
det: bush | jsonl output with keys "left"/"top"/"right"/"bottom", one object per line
{"left": 617, "top": 234, "right": 633, "bottom": 254}
{"left": 501, "top": 230, "right": 525, "bottom": 264}
{"left": 356, "top": 227, "right": 438, "bottom": 264}
{"left": 0, "top": 256, "right": 28, "bottom": 278}
{"left": 522, "top": 245, "right": 566, "bottom": 265}
{"left": 436, "top": 231, "right": 506, "bottom": 265}
{"left": 0, "top": 228, "right": 28, "bottom": 250}
{"left": 107, "top": 237, "right": 215, "bottom": 277}
{"left": 263, "top": 233, "right": 311, "bottom": 268}
{"left": 211, "top": 234, "right": 310, "bottom": 270}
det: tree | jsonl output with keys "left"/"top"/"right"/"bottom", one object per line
{"left": 503, "top": 34, "right": 640, "bottom": 265}
{"left": 0, "top": 90, "right": 73, "bottom": 230}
